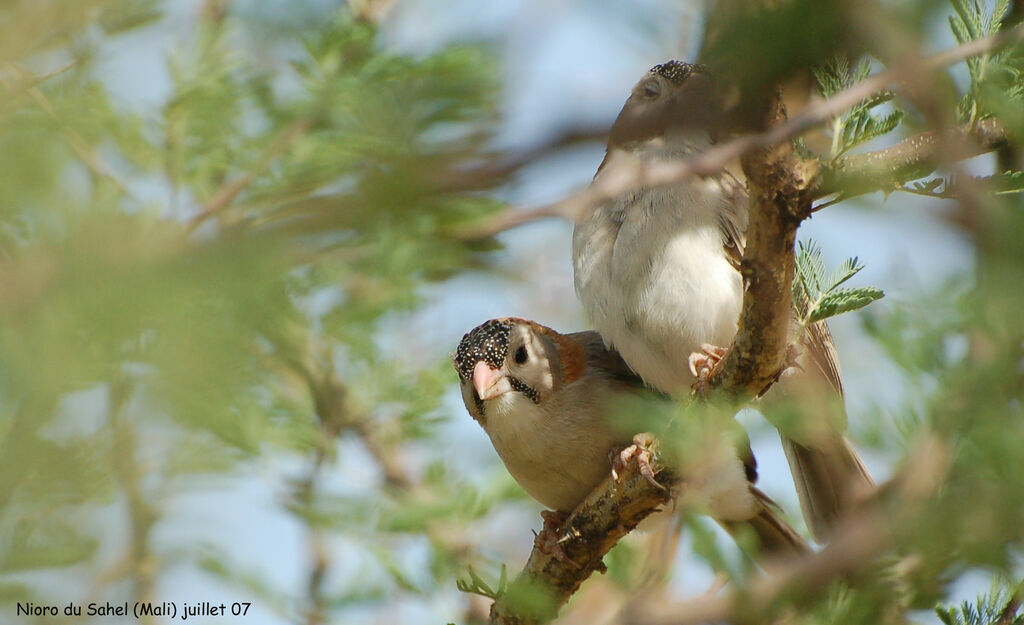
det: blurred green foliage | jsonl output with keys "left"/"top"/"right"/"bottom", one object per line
{"left": 0, "top": 1, "right": 510, "bottom": 623}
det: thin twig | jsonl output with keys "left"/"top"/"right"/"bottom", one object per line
{"left": 298, "top": 445, "right": 330, "bottom": 625}
{"left": 2, "top": 60, "right": 77, "bottom": 96}
{"left": 488, "top": 458, "right": 676, "bottom": 625}
{"left": 108, "top": 380, "right": 159, "bottom": 623}
{"left": 438, "top": 126, "right": 609, "bottom": 194}
{"left": 628, "top": 508, "right": 891, "bottom": 625}
{"left": 810, "top": 195, "right": 846, "bottom": 212}
{"left": 817, "top": 118, "right": 1007, "bottom": 199}
{"left": 5, "top": 64, "right": 136, "bottom": 200}
{"left": 277, "top": 342, "right": 353, "bottom": 625}
{"left": 282, "top": 338, "right": 424, "bottom": 623}
{"left": 627, "top": 435, "right": 951, "bottom": 625}
{"left": 455, "top": 26, "right": 1024, "bottom": 240}
{"left": 454, "top": 203, "right": 567, "bottom": 240}
{"left": 186, "top": 117, "right": 312, "bottom": 233}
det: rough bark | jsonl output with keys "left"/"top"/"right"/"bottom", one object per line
{"left": 712, "top": 94, "right": 817, "bottom": 398}
{"left": 488, "top": 464, "right": 676, "bottom": 625}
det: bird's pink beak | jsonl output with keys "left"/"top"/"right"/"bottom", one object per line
{"left": 473, "top": 361, "right": 512, "bottom": 400}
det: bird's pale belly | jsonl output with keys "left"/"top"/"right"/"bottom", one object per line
{"left": 597, "top": 228, "right": 743, "bottom": 396}
{"left": 485, "top": 394, "right": 619, "bottom": 512}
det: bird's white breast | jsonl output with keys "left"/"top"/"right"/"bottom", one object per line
{"left": 573, "top": 157, "right": 743, "bottom": 396}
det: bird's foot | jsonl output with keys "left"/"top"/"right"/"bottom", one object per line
{"left": 688, "top": 343, "right": 729, "bottom": 397}
{"left": 533, "top": 510, "right": 580, "bottom": 568}
{"left": 610, "top": 433, "right": 665, "bottom": 491}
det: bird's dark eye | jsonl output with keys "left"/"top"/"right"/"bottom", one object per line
{"left": 641, "top": 81, "right": 660, "bottom": 99}
{"left": 513, "top": 346, "right": 528, "bottom": 364}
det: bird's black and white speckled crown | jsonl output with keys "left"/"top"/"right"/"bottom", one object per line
{"left": 453, "top": 319, "right": 513, "bottom": 380}
{"left": 648, "top": 60, "right": 706, "bottom": 85}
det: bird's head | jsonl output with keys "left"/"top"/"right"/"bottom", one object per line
{"left": 608, "top": 60, "right": 721, "bottom": 151}
{"left": 452, "top": 318, "right": 585, "bottom": 425}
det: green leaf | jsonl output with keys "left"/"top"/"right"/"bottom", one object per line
{"left": 935, "top": 578, "right": 1024, "bottom": 625}
{"left": 814, "top": 55, "right": 904, "bottom": 159}
{"left": 456, "top": 564, "right": 507, "bottom": 599}
{"left": 793, "top": 239, "right": 884, "bottom": 325}
{"left": 991, "top": 0, "right": 1011, "bottom": 35}
{"left": 812, "top": 55, "right": 849, "bottom": 98}
{"left": 948, "top": 0, "right": 1021, "bottom": 122}
{"left": 808, "top": 287, "right": 886, "bottom": 323}
{"left": 0, "top": 518, "right": 99, "bottom": 572}
{"left": 792, "top": 239, "right": 828, "bottom": 312}
{"left": 986, "top": 170, "right": 1024, "bottom": 194}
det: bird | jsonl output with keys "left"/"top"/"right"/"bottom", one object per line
{"left": 571, "top": 60, "right": 874, "bottom": 543}
{"left": 452, "top": 316, "right": 809, "bottom": 558}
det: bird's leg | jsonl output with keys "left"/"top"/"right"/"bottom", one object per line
{"left": 610, "top": 433, "right": 665, "bottom": 491}
{"left": 533, "top": 510, "right": 580, "bottom": 568}
{"left": 688, "top": 343, "right": 729, "bottom": 397}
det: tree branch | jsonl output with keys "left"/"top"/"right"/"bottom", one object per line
{"left": 711, "top": 92, "right": 815, "bottom": 397}
{"left": 438, "top": 126, "right": 609, "bottom": 195}
{"left": 627, "top": 435, "right": 951, "bottom": 625}
{"left": 487, "top": 462, "right": 675, "bottom": 625}
{"left": 108, "top": 380, "right": 159, "bottom": 619}
{"left": 996, "top": 577, "right": 1024, "bottom": 625}
{"left": 4, "top": 64, "right": 136, "bottom": 201}
{"left": 454, "top": 203, "right": 568, "bottom": 240}
{"left": 187, "top": 117, "right": 312, "bottom": 233}
{"left": 998, "top": 593, "right": 1022, "bottom": 625}
{"left": 454, "top": 25, "right": 1024, "bottom": 241}
{"left": 816, "top": 118, "right": 1008, "bottom": 200}
{"left": 628, "top": 505, "right": 892, "bottom": 625}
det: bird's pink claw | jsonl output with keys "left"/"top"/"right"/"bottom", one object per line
{"left": 533, "top": 510, "right": 580, "bottom": 568}
{"left": 689, "top": 343, "right": 729, "bottom": 397}
{"left": 610, "top": 433, "right": 665, "bottom": 491}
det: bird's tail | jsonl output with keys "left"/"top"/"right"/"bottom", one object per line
{"left": 719, "top": 487, "right": 810, "bottom": 558}
{"left": 781, "top": 434, "right": 874, "bottom": 543}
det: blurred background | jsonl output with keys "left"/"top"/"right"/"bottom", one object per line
{"left": 0, "top": 1, "right": 1021, "bottom": 624}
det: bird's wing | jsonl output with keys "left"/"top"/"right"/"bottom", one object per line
{"left": 569, "top": 330, "right": 760, "bottom": 482}
{"left": 714, "top": 170, "right": 842, "bottom": 399}
{"left": 567, "top": 330, "right": 649, "bottom": 389}
{"left": 716, "top": 170, "right": 748, "bottom": 271}
{"left": 801, "top": 319, "right": 845, "bottom": 397}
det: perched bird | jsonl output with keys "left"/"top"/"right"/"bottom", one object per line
{"left": 452, "top": 317, "right": 808, "bottom": 557}
{"left": 572, "top": 60, "right": 873, "bottom": 542}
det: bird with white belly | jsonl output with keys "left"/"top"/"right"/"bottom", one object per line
{"left": 572, "top": 60, "right": 873, "bottom": 542}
